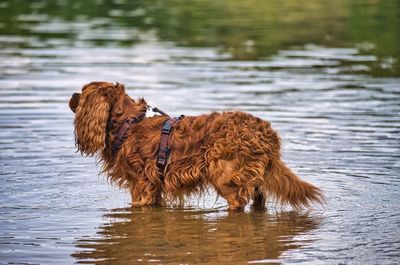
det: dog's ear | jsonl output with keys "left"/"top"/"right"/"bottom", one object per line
{"left": 69, "top": 93, "right": 80, "bottom": 113}
{"left": 74, "top": 84, "right": 112, "bottom": 156}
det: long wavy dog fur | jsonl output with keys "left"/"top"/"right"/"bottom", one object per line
{"left": 69, "top": 81, "right": 324, "bottom": 210}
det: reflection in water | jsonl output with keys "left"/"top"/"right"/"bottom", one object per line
{"left": 73, "top": 208, "right": 321, "bottom": 264}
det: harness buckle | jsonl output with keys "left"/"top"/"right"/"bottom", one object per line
{"left": 162, "top": 125, "right": 172, "bottom": 134}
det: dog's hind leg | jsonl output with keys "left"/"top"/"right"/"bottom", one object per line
{"left": 210, "top": 159, "right": 264, "bottom": 211}
{"left": 130, "top": 180, "right": 160, "bottom": 207}
{"left": 252, "top": 186, "right": 266, "bottom": 209}
{"left": 216, "top": 180, "right": 247, "bottom": 211}
{"left": 223, "top": 187, "right": 247, "bottom": 211}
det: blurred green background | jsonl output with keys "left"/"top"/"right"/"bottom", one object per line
{"left": 1, "top": 0, "right": 399, "bottom": 76}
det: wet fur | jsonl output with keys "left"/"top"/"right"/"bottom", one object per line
{"left": 69, "top": 82, "right": 325, "bottom": 210}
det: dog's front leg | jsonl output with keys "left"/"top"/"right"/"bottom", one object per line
{"left": 130, "top": 180, "right": 160, "bottom": 207}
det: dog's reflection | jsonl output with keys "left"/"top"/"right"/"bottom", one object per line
{"left": 72, "top": 207, "right": 321, "bottom": 264}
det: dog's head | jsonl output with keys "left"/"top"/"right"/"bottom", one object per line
{"left": 69, "top": 81, "right": 125, "bottom": 113}
{"left": 69, "top": 81, "right": 132, "bottom": 156}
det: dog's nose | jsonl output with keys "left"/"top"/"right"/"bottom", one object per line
{"left": 69, "top": 93, "right": 81, "bottom": 113}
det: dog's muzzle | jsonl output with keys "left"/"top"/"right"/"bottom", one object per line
{"left": 69, "top": 93, "right": 80, "bottom": 113}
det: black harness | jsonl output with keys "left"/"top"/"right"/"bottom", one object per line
{"left": 156, "top": 115, "right": 185, "bottom": 175}
{"left": 110, "top": 106, "right": 184, "bottom": 180}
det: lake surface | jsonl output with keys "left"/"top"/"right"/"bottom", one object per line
{"left": 0, "top": 0, "right": 399, "bottom": 264}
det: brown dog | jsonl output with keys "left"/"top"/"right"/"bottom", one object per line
{"left": 69, "top": 81, "right": 324, "bottom": 210}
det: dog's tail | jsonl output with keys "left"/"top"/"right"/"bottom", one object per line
{"left": 264, "top": 157, "right": 325, "bottom": 208}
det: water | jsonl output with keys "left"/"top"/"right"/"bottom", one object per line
{"left": 1, "top": 0, "right": 399, "bottom": 264}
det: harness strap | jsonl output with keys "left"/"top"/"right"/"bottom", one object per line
{"left": 111, "top": 112, "right": 146, "bottom": 157}
{"left": 157, "top": 115, "right": 184, "bottom": 177}
{"left": 110, "top": 105, "right": 168, "bottom": 157}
